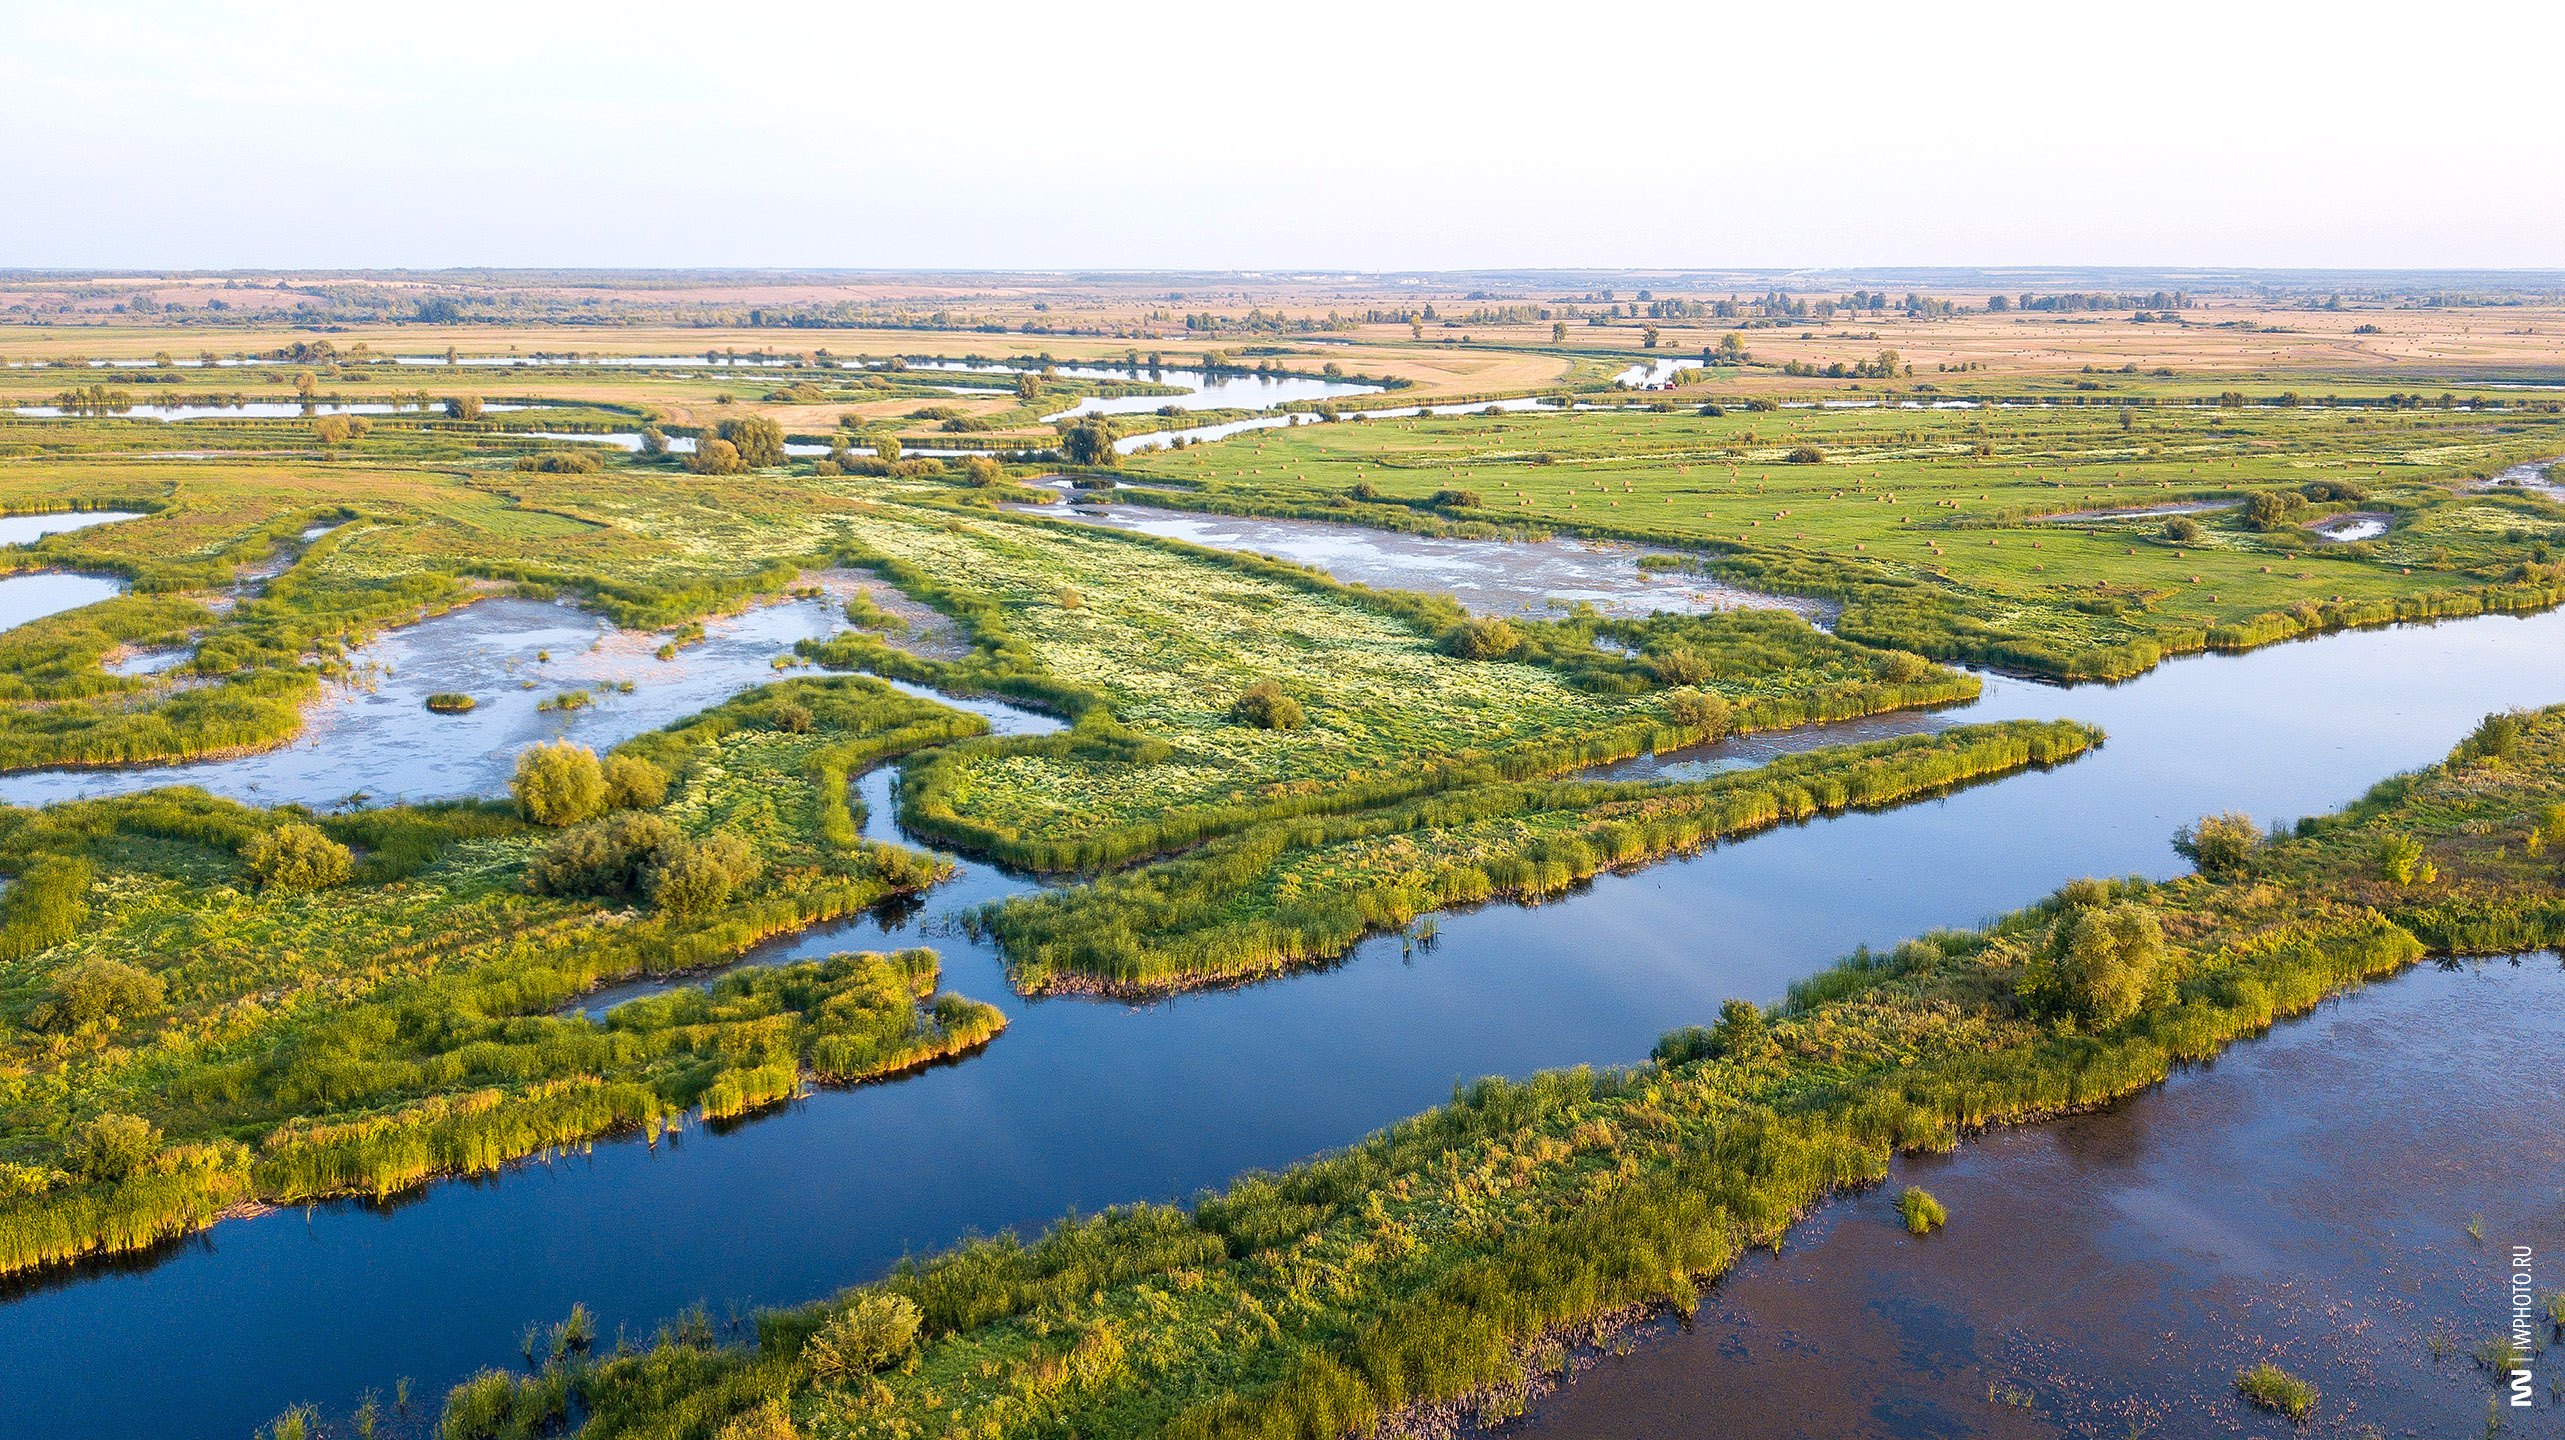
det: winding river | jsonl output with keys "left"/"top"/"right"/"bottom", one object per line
{"left": 8, "top": 524, "right": 2565, "bottom": 1436}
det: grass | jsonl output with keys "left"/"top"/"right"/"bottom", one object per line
{"left": 0, "top": 677, "right": 991, "bottom": 1276}
{"left": 2236, "top": 1361, "right": 2319, "bottom": 1422}
{"left": 512, "top": 703, "right": 2565, "bottom": 1440}
{"left": 1896, "top": 1185, "right": 1947, "bottom": 1235}
{"left": 1115, "top": 398, "right": 2565, "bottom": 680}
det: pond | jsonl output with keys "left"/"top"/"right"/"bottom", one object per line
{"left": 0, "top": 510, "right": 143, "bottom": 546}
{"left": 0, "top": 581, "right": 876, "bottom": 810}
{"left": 0, "top": 572, "right": 124, "bottom": 635}
{"left": 10, "top": 596, "right": 2565, "bottom": 1439}
{"left": 2308, "top": 510, "right": 2391, "bottom": 542}
{"left": 1505, "top": 955, "right": 2564, "bottom": 1440}
{"left": 1031, "top": 501, "right": 1830, "bottom": 620}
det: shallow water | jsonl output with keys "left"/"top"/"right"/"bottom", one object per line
{"left": 0, "top": 589, "right": 866, "bottom": 809}
{"left": 1034, "top": 502, "right": 1827, "bottom": 619}
{"left": 1508, "top": 956, "right": 2565, "bottom": 1440}
{"left": 0, "top": 510, "right": 143, "bottom": 546}
{"left": 11, "top": 599, "right": 2565, "bottom": 1438}
{"left": 2309, "top": 510, "right": 2391, "bottom": 541}
{"left": 11, "top": 401, "right": 537, "bottom": 421}
{"left": 0, "top": 571, "right": 123, "bottom": 634}
{"left": 1040, "top": 364, "right": 1379, "bottom": 419}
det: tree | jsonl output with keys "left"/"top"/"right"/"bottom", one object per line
{"left": 1228, "top": 680, "right": 1306, "bottom": 730}
{"left": 513, "top": 740, "right": 607, "bottom": 826}
{"left": 444, "top": 395, "right": 484, "bottom": 421}
{"left": 1061, "top": 421, "right": 1117, "bottom": 468}
{"left": 293, "top": 369, "right": 318, "bottom": 399}
{"left": 875, "top": 434, "right": 903, "bottom": 464}
{"left": 1014, "top": 372, "right": 1040, "bottom": 401}
{"left": 242, "top": 822, "right": 352, "bottom": 892}
{"left": 528, "top": 812, "right": 680, "bottom": 898}
{"left": 717, "top": 415, "right": 787, "bottom": 468}
{"left": 1717, "top": 332, "right": 1749, "bottom": 363}
{"left": 1444, "top": 616, "right": 1522, "bottom": 660}
{"left": 638, "top": 426, "right": 669, "bottom": 457}
{"left": 1551, "top": 322, "right": 1567, "bottom": 343}
{"left": 686, "top": 437, "right": 746, "bottom": 475}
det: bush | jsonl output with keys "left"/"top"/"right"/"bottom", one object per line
{"left": 717, "top": 415, "right": 787, "bottom": 468}
{"left": 1665, "top": 689, "right": 1732, "bottom": 737}
{"left": 1429, "top": 488, "right": 1481, "bottom": 509}
{"left": 442, "top": 395, "right": 484, "bottom": 421}
{"left": 2162, "top": 516, "right": 2201, "bottom": 543}
{"left": 646, "top": 832, "right": 761, "bottom": 917}
{"left": 527, "top": 812, "right": 680, "bottom": 899}
{"left": 958, "top": 456, "right": 1009, "bottom": 488}
{"left": 2243, "top": 489, "right": 2308, "bottom": 530}
{"left": 805, "top": 1293, "right": 921, "bottom": 1384}
{"left": 29, "top": 957, "right": 164, "bottom": 1032}
{"left": 2461, "top": 710, "right": 2525, "bottom": 764}
{"left": 1783, "top": 445, "right": 1825, "bottom": 464}
{"left": 64, "top": 1112, "right": 158, "bottom": 1182}
{"left": 2376, "top": 831, "right": 2437, "bottom": 886}
{"left": 513, "top": 740, "right": 607, "bottom": 827}
{"left": 1061, "top": 421, "right": 1117, "bottom": 468}
{"left": 513, "top": 451, "right": 602, "bottom": 474}
{"left": 686, "top": 437, "right": 747, "bottom": 475}
{"left": 1228, "top": 680, "right": 1305, "bottom": 731}
{"left": 2173, "top": 811, "right": 2259, "bottom": 876}
{"left": 1896, "top": 1186, "right": 1947, "bottom": 1235}
{"left": 0, "top": 855, "right": 92, "bottom": 962}
{"left": 2028, "top": 901, "right": 2169, "bottom": 1025}
{"left": 241, "top": 822, "right": 353, "bottom": 892}
{"left": 601, "top": 753, "right": 670, "bottom": 810}
{"left": 1443, "top": 616, "right": 1522, "bottom": 660}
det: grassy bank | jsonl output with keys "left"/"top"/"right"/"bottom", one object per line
{"left": 513, "top": 704, "right": 2565, "bottom": 1440}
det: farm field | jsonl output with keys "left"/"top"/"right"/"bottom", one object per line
{"left": 0, "top": 273, "right": 2556, "bottom": 1440}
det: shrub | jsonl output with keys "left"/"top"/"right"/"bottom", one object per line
{"left": 2027, "top": 901, "right": 2169, "bottom": 1025}
{"left": 717, "top": 415, "right": 787, "bottom": 468}
{"left": 29, "top": 957, "right": 164, "bottom": 1032}
{"left": 713, "top": 1401, "right": 801, "bottom": 1440}
{"left": 805, "top": 1293, "right": 921, "bottom": 1384}
{"left": 1443, "top": 616, "right": 1522, "bottom": 660}
{"left": 442, "top": 395, "right": 484, "bottom": 421}
{"left": 1429, "top": 488, "right": 1481, "bottom": 509}
{"left": 1896, "top": 1186, "right": 1947, "bottom": 1235}
{"left": 1783, "top": 445, "right": 1825, "bottom": 464}
{"left": 64, "top": 1112, "right": 158, "bottom": 1182}
{"left": 646, "top": 832, "right": 761, "bottom": 917}
{"left": 2375, "top": 832, "right": 2436, "bottom": 886}
{"left": 2173, "top": 811, "right": 2259, "bottom": 876}
{"left": 601, "top": 753, "right": 670, "bottom": 810}
{"left": 2162, "top": 516, "right": 2201, "bottom": 543}
{"left": 2243, "top": 489, "right": 2308, "bottom": 530}
{"left": 241, "top": 822, "right": 353, "bottom": 892}
{"left": 2461, "top": 710, "right": 2524, "bottom": 764}
{"left": 513, "top": 451, "right": 602, "bottom": 474}
{"left": 958, "top": 456, "right": 1009, "bottom": 488}
{"left": 686, "top": 437, "right": 747, "bottom": 475}
{"left": 513, "top": 740, "right": 607, "bottom": 827}
{"left": 1228, "top": 680, "right": 1305, "bottom": 731}
{"left": 2235, "top": 1361, "right": 2316, "bottom": 1422}
{"left": 1665, "top": 689, "right": 1732, "bottom": 737}
{"left": 527, "top": 812, "right": 680, "bottom": 898}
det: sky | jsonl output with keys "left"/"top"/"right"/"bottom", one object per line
{"left": 4, "top": 0, "right": 2560, "bottom": 272}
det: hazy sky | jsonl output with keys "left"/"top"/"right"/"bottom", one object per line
{"left": 6, "top": 1, "right": 2559, "bottom": 271}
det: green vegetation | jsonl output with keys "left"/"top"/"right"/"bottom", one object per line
{"left": 424, "top": 692, "right": 478, "bottom": 714}
{"left": 0, "top": 676, "right": 992, "bottom": 1277}
{"left": 505, "top": 706, "right": 2565, "bottom": 1440}
{"left": 2236, "top": 1361, "right": 2318, "bottom": 1422}
{"left": 1896, "top": 1185, "right": 1946, "bottom": 1235}
{"left": 1118, "top": 400, "right": 2565, "bottom": 681}
{"left": 991, "top": 722, "right": 2097, "bottom": 994}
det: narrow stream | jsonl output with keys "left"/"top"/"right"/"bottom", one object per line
{"left": 8, "top": 598, "right": 2565, "bottom": 1438}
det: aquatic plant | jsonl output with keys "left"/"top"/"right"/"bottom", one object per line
{"left": 424, "top": 692, "right": 478, "bottom": 714}
{"left": 2236, "top": 1361, "right": 2317, "bottom": 1421}
{"left": 1896, "top": 1186, "right": 1947, "bottom": 1235}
